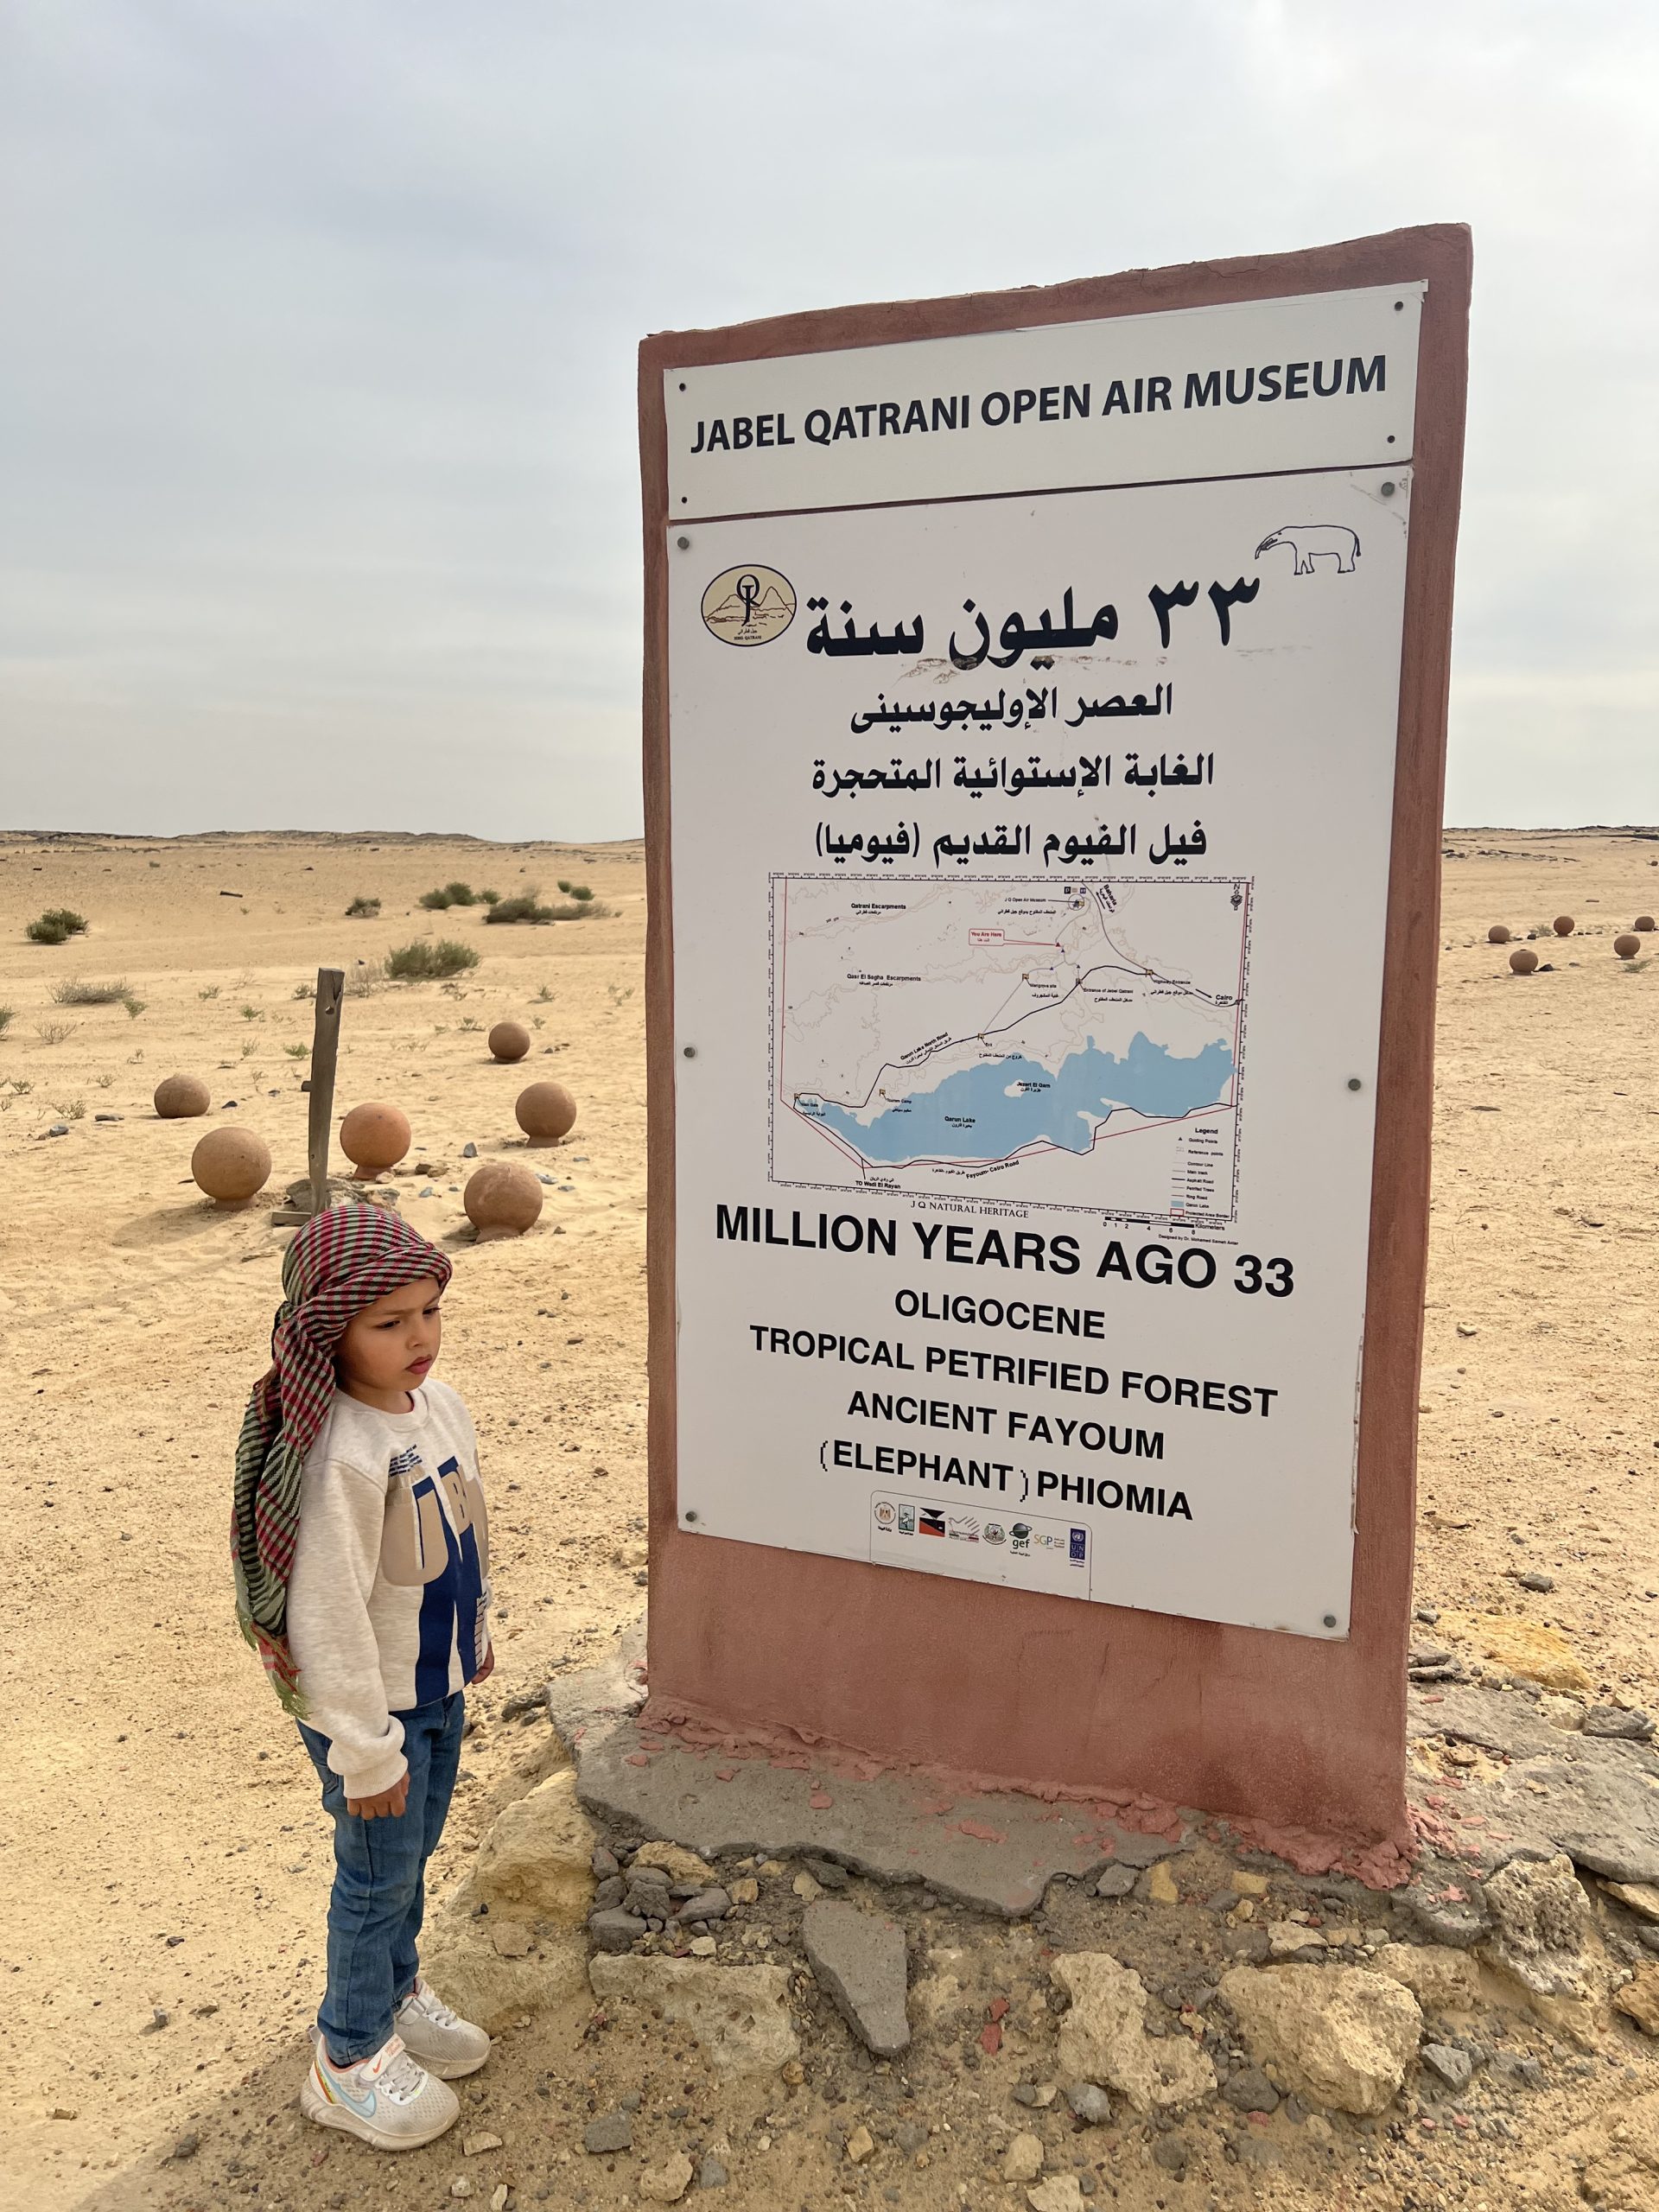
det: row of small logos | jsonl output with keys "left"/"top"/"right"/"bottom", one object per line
{"left": 872, "top": 1496, "right": 1087, "bottom": 1564}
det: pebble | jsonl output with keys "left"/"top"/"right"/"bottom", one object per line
{"left": 1421, "top": 2044, "right": 1473, "bottom": 2093}
{"left": 1515, "top": 1572, "right": 1556, "bottom": 1593}
{"left": 1065, "top": 2082, "right": 1111, "bottom": 2126}
{"left": 1094, "top": 1866, "right": 1137, "bottom": 1899}
{"left": 1414, "top": 1603, "right": 1441, "bottom": 1624}
{"left": 95, "top": 1111, "right": 122, "bottom": 1122}
{"left": 675, "top": 1887, "right": 732, "bottom": 1923}
{"left": 894, "top": 2121, "right": 928, "bottom": 2152}
{"left": 464, "top": 2133, "right": 505, "bottom": 2156}
{"left": 582, "top": 2110, "right": 633, "bottom": 2154}
{"left": 1151, "top": 2133, "right": 1189, "bottom": 2175}
{"left": 169, "top": 2132, "right": 200, "bottom": 2160}
{"left": 491, "top": 2190, "right": 511, "bottom": 2212}
{"left": 593, "top": 1877, "right": 626, "bottom": 1911}
{"left": 593, "top": 1906, "right": 650, "bottom": 1948}
{"left": 43, "top": 1123, "right": 69, "bottom": 1138}
{"left": 1221, "top": 2066, "right": 1278, "bottom": 2113}
{"left": 697, "top": 2156, "right": 728, "bottom": 2189}
{"left": 846, "top": 2126, "right": 875, "bottom": 2164}
{"left": 537, "top": 1174, "right": 555, "bottom": 1185}
{"left": 462, "top": 1141, "right": 479, "bottom": 1158}
{"left": 1012, "top": 2082, "right": 1057, "bottom": 2107}
{"left": 805, "top": 1858, "right": 850, "bottom": 1891}
{"left": 1002, "top": 2132, "right": 1045, "bottom": 2182}
{"left": 451, "top": 2183, "right": 474, "bottom": 2201}
{"left": 690, "top": 1936, "right": 717, "bottom": 1957}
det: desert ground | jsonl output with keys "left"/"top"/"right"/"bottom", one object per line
{"left": 3, "top": 827, "right": 1658, "bottom": 2212}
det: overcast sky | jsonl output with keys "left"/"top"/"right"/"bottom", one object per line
{"left": 3, "top": 2, "right": 1655, "bottom": 839}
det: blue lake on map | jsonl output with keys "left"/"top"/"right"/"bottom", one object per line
{"left": 800, "top": 1032, "right": 1235, "bottom": 1163}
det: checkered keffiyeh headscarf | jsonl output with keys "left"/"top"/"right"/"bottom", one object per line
{"left": 232, "top": 1204, "right": 452, "bottom": 1709}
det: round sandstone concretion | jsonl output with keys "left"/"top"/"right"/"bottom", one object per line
{"left": 1486, "top": 924, "right": 1510, "bottom": 944}
{"left": 1637, "top": 916, "right": 1656, "bottom": 932}
{"left": 1615, "top": 933, "right": 1642, "bottom": 958}
{"left": 465, "top": 1160, "right": 543, "bottom": 1242}
{"left": 192, "top": 1126, "right": 271, "bottom": 1205}
{"left": 340, "top": 1101, "right": 411, "bottom": 1178}
{"left": 154, "top": 1072, "right": 210, "bottom": 1119}
{"left": 1510, "top": 945, "right": 1540, "bottom": 975}
{"left": 488, "top": 1020, "right": 531, "bottom": 1064}
{"left": 1552, "top": 915, "right": 1575, "bottom": 936}
{"left": 515, "top": 1079, "right": 577, "bottom": 1145}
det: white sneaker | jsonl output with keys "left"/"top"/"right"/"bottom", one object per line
{"left": 300, "top": 2029, "right": 460, "bottom": 2150}
{"left": 394, "top": 1977, "right": 493, "bottom": 2079}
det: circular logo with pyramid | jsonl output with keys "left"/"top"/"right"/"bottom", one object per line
{"left": 701, "top": 564, "right": 797, "bottom": 647}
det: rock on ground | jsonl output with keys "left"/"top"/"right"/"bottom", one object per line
{"left": 470, "top": 1767, "right": 596, "bottom": 1923}
{"left": 1219, "top": 1965, "right": 1422, "bottom": 2116}
{"left": 1050, "top": 1952, "right": 1216, "bottom": 2112}
{"left": 631, "top": 1841, "right": 715, "bottom": 1885}
{"left": 419, "top": 1899, "right": 587, "bottom": 2034}
{"left": 1616, "top": 1966, "right": 1659, "bottom": 2035}
{"left": 1002, "top": 2131, "right": 1044, "bottom": 2181}
{"left": 1372, "top": 1942, "right": 1484, "bottom": 2011}
{"left": 801, "top": 1899, "right": 910, "bottom": 2056}
{"left": 588, "top": 1955, "right": 798, "bottom": 2075}
{"left": 1478, "top": 1852, "right": 1599, "bottom": 1998}
{"left": 638, "top": 2151, "right": 695, "bottom": 2203}
{"left": 1026, "top": 2178, "right": 1086, "bottom": 2212}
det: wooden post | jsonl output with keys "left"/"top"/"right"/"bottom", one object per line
{"left": 273, "top": 967, "right": 345, "bottom": 1225}
{"left": 307, "top": 968, "right": 345, "bottom": 1217}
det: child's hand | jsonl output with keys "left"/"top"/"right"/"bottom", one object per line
{"left": 473, "top": 1645, "right": 495, "bottom": 1685}
{"left": 347, "top": 1772, "right": 410, "bottom": 1821}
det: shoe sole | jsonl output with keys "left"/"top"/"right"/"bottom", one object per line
{"left": 299, "top": 2078, "right": 458, "bottom": 2151}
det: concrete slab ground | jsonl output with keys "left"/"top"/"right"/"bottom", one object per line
{"left": 571, "top": 1712, "right": 1186, "bottom": 1916}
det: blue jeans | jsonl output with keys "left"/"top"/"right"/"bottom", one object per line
{"left": 297, "top": 1692, "right": 465, "bottom": 2065}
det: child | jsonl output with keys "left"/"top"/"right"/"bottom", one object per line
{"left": 232, "top": 1205, "right": 495, "bottom": 2150}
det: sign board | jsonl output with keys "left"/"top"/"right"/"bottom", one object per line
{"left": 640, "top": 231, "right": 1468, "bottom": 1830}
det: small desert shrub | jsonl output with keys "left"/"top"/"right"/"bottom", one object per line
{"left": 240, "top": 1039, "right": 257, "bottom": 1058}
{"left": 10, "top": 1077, "right": 34, "bottom": 1094}
{"left": 54, "top": 1096, "right": 86, "bottom": 1120}
{"left": 556, "top": 880, "right": 595, "bottom": 902}
{"left": 28, "top": 909, "right": 86, "bottom": 944}
{"left": 419, "top": 881, "right": 479, "bottom": 912}
{"left": 534, "top": 983, "right": 554, "bottom": 1003}
{"left": 199, "top": 984, "right": 220, "bottom": 1000}
{"left": 385, "top": 938, "right": 479, "bottom": 981}
{"left": 0, "top": 1006, "right": 11, "bottom": 1037}
{"left": 96, "top": 1072, "right": 114, "bottom": 1088}
{"left": 479, "top": 888, "right": 500, "bottom": 905}
{"left": 346, "top": 895, "right": 381, "bottom": 918}
{"left": 49, "top": 977, "right": 128, "bottom": 1006}
{"left": 483, "top": 893, "right": 557, "bottom": 925}
{"left": 283, "top": 1041, "right": 308, "bottom": 1058}
{"left": 35, "top": 1020, "right": 77, "bottom": 1044}
{"left": 241, "top": 1003, "right": 263, "bottom": 1020}
{"left": 456, "top": 1016, "right": 480, "bottom": 1033}
{"left": 122, "top": 996, "right": 145, "bottom": 1019}
{"left": 292, "top": 981, "right": 314, "bottom": 1000}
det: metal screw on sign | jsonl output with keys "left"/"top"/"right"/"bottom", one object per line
{"left": 1347, "top": 1077, "right": 1363, "bottom": 1091}
{"left": 1380, "top": 481, "right": 1396, "bottom": 498}
{"left": 683, "top": 1044, "right": 697, "bottom": 1058}
{"left": 1323, "top": 1613, "right": 1338, "bottom": 1629}
{"left": 684, "top": 1510, "right": 701, "bottom": 1523}
{"left": 676, "top": 535, "right": 691, "bottom": 550}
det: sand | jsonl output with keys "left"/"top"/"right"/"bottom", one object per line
{"left": 2, "top": 825, "right": 1657, "bottom": 2210}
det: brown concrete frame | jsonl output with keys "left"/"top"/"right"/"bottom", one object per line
{"left": 639, "top": 226, "right": 1471, "bottom": 1848}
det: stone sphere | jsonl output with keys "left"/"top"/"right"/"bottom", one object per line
{"left": 464, "top": 1160, "right": 543, "bottom": 1242}
{"left": 1552, "top": 915, "right": 1575, "bottom": 936}
{"left": 1615, "top": 933, "right": 1642, "bottom": 959}
{"left": 1486, "top": 924, "right": 1510, "bottom": 944}
{"left": 154, "top": 1073, "right": 210, "bottom": 1119}
{"left": 1636, "top": 916, "right": 1656, "bottom": 932}
{"left": 515, "top": 1079, "right": 577, "bottom": 1145}
{"left": 192, "top": 1126, "right": 271, "bottom": 1205}
{"left": 339, "top": 1101, "right": 410, "bottom": 1179}
{"left": 1509, "top": 945, "right": 1539, "bottom": 975}
{"left": 488, "top": 1020, "right": 531, "bottom": 1064}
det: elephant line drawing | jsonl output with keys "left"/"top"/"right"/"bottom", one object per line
{"left": 1255, "top": 524, "right": 1361, "bottom": 575}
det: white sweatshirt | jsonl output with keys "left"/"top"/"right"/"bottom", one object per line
{"left": 286, "top": 1378, "right": 493, "bottom": 1798}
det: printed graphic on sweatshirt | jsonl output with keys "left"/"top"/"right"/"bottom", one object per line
{"left": 413, "top": 1458, "right": 487, "bottom": 1704}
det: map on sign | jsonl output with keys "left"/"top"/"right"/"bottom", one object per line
{"left": 771, "top": 874, "right": 1250, "bottom": 1225}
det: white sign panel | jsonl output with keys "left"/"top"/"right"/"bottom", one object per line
{"left": 667, "top": 292, "right": 1421, "bottom": 1638}
{"left": 667, "top": 284, "right": 1421, "bottom": 518}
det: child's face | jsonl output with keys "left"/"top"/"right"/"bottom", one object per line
{"left": 336, "top": 1276, "right": 444, "bottom": 1410}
